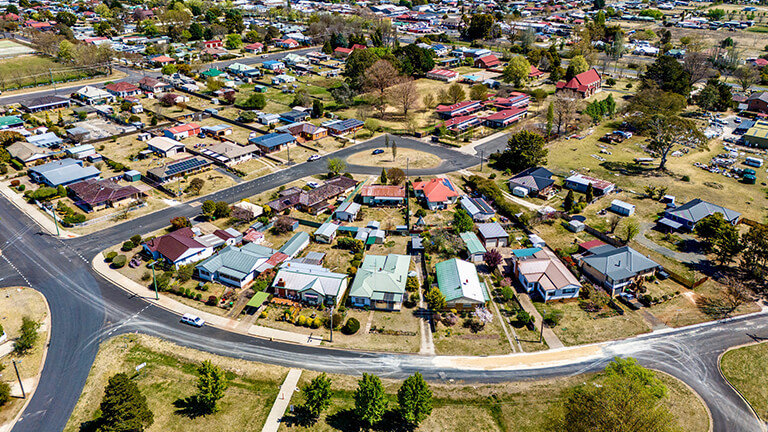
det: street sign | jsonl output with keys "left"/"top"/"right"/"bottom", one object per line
{"left": 136, "top": 362, "right": 146, "bottom": 372}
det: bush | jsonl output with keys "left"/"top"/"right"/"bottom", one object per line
{"left": 13, "top": 316, "right": 40, "bottom": 355}
{"left": 260, "top": 311, "right": 268, "bottom": 319}
{"left": 0, "top": 381, "right": 9, "bottom": 408}
{"left": 10, "top": 180, "right": 19, "bottom": 187}
{"left": 489, "top": 173, "right": 496, "bottom": 179}
{"left": 681, "top": 175, "right": 691, "bottom": 182}
{"left": 296, "top": 315, "right": 307, "bottom": 326}
{"left": 207, "top": 295, "right": 218, "bottom": 306}
{"left": 105, "top": 251, "right": 118, "bottom": 262}
{"left": 543, "top": 310, "right": 563, "bottom": 326}
{"left": 141, "top": 271, "right": 151, "bottom": 281}
{"left": 62, "top": 214, "right": 86, "bottom": 225}
{"left": 341, "top": 317, "right": 360, "bottom": 335}
{"left": 16, "top": 184, "right": 24, "bottom": 191}
{"left": 130, "top": 234, "right": 142, "bottom": 244}
{"left": 310, "top": 318, "right": 321, "bottom": 328}
{"left": 195, "top": 293, "right": 202, "bottom": 301}
{"left": 111, "top": 255, "right": 127, "bottom": 268}
{"left": 324, "top": 313, "right": 344, "bottom": 330}
{"left": 121, "top": 241, "right": 135, "bottom": 251}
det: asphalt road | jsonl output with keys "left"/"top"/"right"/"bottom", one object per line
{"left": 0, "top": 133, "right": 765, "bottom": 431}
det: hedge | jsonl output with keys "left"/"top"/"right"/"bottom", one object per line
{"left": 341, "top": 317, "right": 360, "bottom": 335}
{"left": 105, "top": 251, "right": 118, "bottom": 262}
{"left": 111, "top": 255, "right": 127, "bottom": 268}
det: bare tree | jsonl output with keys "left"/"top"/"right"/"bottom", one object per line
{"left": 388, "top": 78, "right": 420, "bottom": 119}
{"left": 734, "top": 65, "right": 759, "bottom": 92}
{"left": 697, "top": 277, "right": 752, "bottom": 319}
{"left": 553, "top": 90, "right": 581, "bottom": 135}
{"left": 683, "top": 52, "right": 711, "bottom": 86}
{"left": 364, "top": 60, "right": 400, "bottom": 118}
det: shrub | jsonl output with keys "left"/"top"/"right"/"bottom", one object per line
{"left": 297, "top": 315, "right": 307, "bottom": 326}
{"left": 260, "top": 311, "right": 268, "bottom": 319}
{"left": 310, "top": 318, "right": 321, "bottom": 329}
{"left": 121, "top": 241, "right": 135, "bottom": 251}
{"left": 141, "top": 271, "right": 151, "bottom": 281}
{"left": 324, "top": 313, "right": 344, "bottom": 330}
{"left": 489, "top": 173, "right": 496, "bottom": 179}
{"left": 130, "top": 234, "right": 142, "bottom": 244}
{"left": 105, "top": 251, "right": 118, "bottom": 262}
{"left": 200, "top": 284, "right": 210, "bottom": 292}
{"left": 341, "top": 317, "right": 360, "bottom": 335}
{"left": 62, "top": 214, "right": 86, "bottom": 225}
{"left": 111, "top": 255, "right": 127, "bottom": 268}
{"left": 17, "top": 184, "right": 24, "bottom": 191}
{"left": 195, "top": 293, "right": 202, "bottom": 301}
{"left": 0, "top": 323, "right": 3, "bottom": 335}
{"left": 682, "top": 175, "right": 691, "bottom": 182}
{"left": 207, "top": 296, "right": 218, "bottom": 306}
{"left": 10, "top": 180, "right": 19, "bottom": 187}
{"left": 543, "top": 310, "right": 563, "bottom": 326}
{"left": 13, "top": 316, "right": 40, "bottom": 355}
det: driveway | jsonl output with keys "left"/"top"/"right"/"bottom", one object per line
{"left": 635, "top": 222, "right": 707, "bottom": 265}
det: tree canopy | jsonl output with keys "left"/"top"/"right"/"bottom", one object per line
{"left": 495, "top": 131, "right": 548, "bottom": 173}
{"left": 642, "top": 55, "right": 691, "bottom": 97}
{"left": 97, "top": 373, "right": 154, "bottom": 432}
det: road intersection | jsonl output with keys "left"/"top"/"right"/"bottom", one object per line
{"left": 0, "top": 134, "right": 765, "bottom": 432}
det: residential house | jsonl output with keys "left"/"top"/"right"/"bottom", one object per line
{"left": 272, "top": 262, "right": 348, "bottom": 306}
{"left": 201, "top": 124, "right": 234, "bottom": 137}
{"left": 146, "top": 156, "right": 212, "bottom": 183}
{"left": 556, "top": 68, "right": 602, "bottom": 98}
{"left": 529, "top": 65, "right": 545, "bottom": 79}
{"left": 0, "top": 115, "right": 24, "bottom": 129}
{"left": 149, "top": 55, "right": 176, "bottom": 67}
{"left": 249, "top": 133, "right": 297, "bottom": 153}
{"left": 436, "top": 258, "right": 488, "bottom": 310}
{"left": 334, "top": 201, "right": 361, "bottom": 222}
{"left": 426, "top": 69, "right": 460, "bottom": 82}
{"left": 474, "top": 54, "right": 501, "bottom": 68}
{"left": 507, "top": 167, "right": 555, "bottom": 198}
{"left": 348, "top": 254, "right": 410, "bottom": 311}
{"left": 258, "top": 112, "right": 281, "bottom": 125}
{"left": 658, "top": 199, "right": 741, "bottom": 232}
{"left": 147, "top": 136, "right": 186, "bottom": 157}
{"left": 28, "top": 159, "right": 100, "bottom": 187}
{"left": 487, "top": 92, "right": 530, "bottom": 110}
{"left": 204, "top": 40, "right": 223, "bottom": 49}
{"left": 68, "top": 178, "right": 141, "bottom": 212}
{"left": 200, "top": 142, "right": 258, "bottom": 166}
{"left": 163, "top": 123, "right": 201, "bottom": 140}
{"left": 266, "top": 176, "right": 358, "bottom": 215}
{"left": 275, "top": 38, "right": 300, "bottom": 49}
{"left": 314, "top": 222, "right": 340, "bottom": 243}
{"left": 278, "top": 231, "right": 310, "bottom": 258}
{"left": 138, "top": 76, "right": 172, "bottom": 93}
{"left": 27, "top": 132, "right": 63, "bottom": 148}
{"left": 460, "top": 231, "right": 487, "bottom": 263}
{"left": 262, "top": 60, "right": 285, "bottom": 71}
{"left": 476, "top": 222, "right": 508, "bottom": 248}
{"left": 20, "top": 95, "right": 70, "bottom": 113}
{"left": 283, "top": 53, "right": 309, "bottom": 66}
{"left": 746, "top": 92, "right": 768, "bottom": 113}
{"left": 435, "top": 100, "right": 482, "bottom": 118}
{"left": 564, "top": 173, "right": 615, "bottom": 195}
{"left": 412, "top": 177, "right": 461, "bottom": 210}
{"left": 143, "top": 227, "right": 214, "bottom": 268}
{"left": 511, "top": 247, "right": 582, "bottom": 302}
{"left": 65, "top": 144, "right": 96, "bottom": 159}
{"left": 227, "top": 62, "right": 257, "bottom": 76}
{"left": 104, "top": 82, "right": 141, "bottom": 98}
{"left": 460, "top": 196, "right": 495, "bottom": 221}
{"left": 195, "top": 242, "right": 274, "bottom": 288}
{"left": 279, "top": 122, "right": 327, "bottom": 141}
{"left": 334, "top": 47, "right": 353, "bottom": 58}
{"left": 359, "top": 185, "right": 405, "bottom": 206}
{"left": 279, "top": 110, "right": 310, "bottom": 123}
{"left": 272, "top": 74, "right": 296, "bottom": 85}
{"left": 483, "top": 107, "right": 527, "bottom": 128}
{"left": 74, "top": 86, "right": 115, "bottom": 105}
{"left": 244, "top": 42, "right": 264, "bottom": 53}
{"left": 579, "top": 245, "right": 661, "bottom": 296}
{"left": 213, "top": 228, "right": 243, "bottom": 246}
{"left": 438, "top": 115, "right": 482, "bottom": 132}
{"left": 6, "top": 141, "right": 53, "bottom": 165}
{"left": 325, "top": 119, "right": 364, "bottom": 136}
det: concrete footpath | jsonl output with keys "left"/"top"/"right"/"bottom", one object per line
{"left": 517, "top": 293, "right": 564, "bottom": 349}
{"left": 92, "top": 256, "right": 320, "bottom": 345}
{"left": 0, "top": 183, "right": 76, "bottom": 238}
{"left": 261, "top": 368, "right": 303, "bottom": 432}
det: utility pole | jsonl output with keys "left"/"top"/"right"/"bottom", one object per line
{"left": 329, "top": 305, "right": 334, "bottom": 343}
{"left": 52, "top": 210, "right": 60, "bottom": 237}
{"left": 539, "top": 309, "right": 546, "bottom": 343}
{"left": 49, "top": 68, "right": 56, "bottom": 95}
{"left": 406, "top": 158, "right": 410, "bottom": 231}
{"left": 480, "top": 150, "right": 484, "bottom": 172}
{"left": 13, "top": 360, "right": 24, "bottom": 399}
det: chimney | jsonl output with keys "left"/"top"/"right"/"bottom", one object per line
{"left": 277, "top": 278, "right": 285, "bottom": 287}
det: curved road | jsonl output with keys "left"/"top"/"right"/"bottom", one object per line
{"left": 0, "top": 134, "right": 764, "bottom": 432}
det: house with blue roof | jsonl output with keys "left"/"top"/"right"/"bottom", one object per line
{"left": 249, "top": 133, "right": 296, "bottom": 153}
{"left": 325, "top": 118, "right": 364, "bottom": 136}
{"left": 28, "top": 158, "right": 100, "bottom": 187}
{"left": 279, "top": 110, "right": 310, "bottom": 123}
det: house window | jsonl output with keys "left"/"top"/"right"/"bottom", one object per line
{"left": 562, "top": 288, "right": 577, "bottom": 294}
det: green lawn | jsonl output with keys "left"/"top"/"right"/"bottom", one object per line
{"left": 0, "top": 55, "right": 103, "bottom": 90}
{"left": 721, "top": 342, "right": 768, "bottom": 421}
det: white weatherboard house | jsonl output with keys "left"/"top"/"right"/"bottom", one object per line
{"left": 512, "top": 247, "right": 582, "bottom": 302}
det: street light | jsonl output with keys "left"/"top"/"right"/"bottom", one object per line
{"left": 150, "top": 261, "right": 159, "bottom": 300}
{"left": 539, "top": 309, "right": 546, "bottom": 343}
{"left": 12, "top": 359, "right": 24, "bottom": 399}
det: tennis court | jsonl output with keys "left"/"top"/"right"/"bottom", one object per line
{"left": 0, "top": 39, "right": 35, "bottom": 58}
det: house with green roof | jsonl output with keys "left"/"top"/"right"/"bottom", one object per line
{"left": 0, "top": 115, "right": 24, "bottom": 129}
{"left": 195, "top": 243, "right": 275, "bottom": 288}
{"left": 436, "top": 258, "right": 489, "bottom": 311}
{"left": 348, "top": 254, "right": 410, "bottom": 311}
{"left": 279, "top": 231, "right": 310, "bottom": 258}
{"left": 200, "top": 68, "right": 226, "bottom": 79}
{"left": 459, "top": 231, "right": 486, "bottom": 263}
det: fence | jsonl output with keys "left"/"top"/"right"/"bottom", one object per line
{"left": 70, "top": 202, "right": 148, "bottom": 227}
{"left": 557, "top": 213, "right": 624, "bottom": 247}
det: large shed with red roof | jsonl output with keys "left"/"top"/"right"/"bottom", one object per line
{"left": 555, "top": 68, "right": 602, "bottom": 98}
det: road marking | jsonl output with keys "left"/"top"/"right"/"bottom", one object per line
{"left": 2, "top": 255, "right": 32, "bottom": 287}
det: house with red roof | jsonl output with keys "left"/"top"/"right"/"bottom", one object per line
{"left": 483, "top": 107, "right": 528, "bottom": 128}
{"left": 104, "top": 82, "right": 141, "bottom": 98}
{"left": 142, "top": 227, "right": 214, "bottom": 268}
{"left": 474, "top": 54, "right": 501, "bottom": 69}
{"left": 68, "top": 178, "right": 142, "bottom": 212}
{"left": 276, "top": 38, "right": 299, "bottom": 49}
{"left": 334, "top": 47, "right": 353, "bottom": 58}
{"left": 487, "top": 92, "right": 530, "bottom": 110}
{"left": 529, "top": 65, "right": 545, "bottom": 79}
{"left": 438, "top": 115, "right": 482, "bottom": 132}
{"left": 750, "top": 58, "right": 768, "bottom": 68}
{"left": 351, "top": 44, "right": 367, "bottom": 51}
{"left": 150, "top": 55, "right": 175, "bottom": 66}
{"left": 84, "top": 36, "right": 110, "bottom": 45}
{"left": 163, "top": 123, "right": 201, "bottom": 140}
{"left": 138, "top": 76, "right": 172, "bottom": 93}
{"left": 426, "top": 69, "right": 459, "bottom": 82}
{"left": 555, "top": 68, "right": 602, "bottom": 98}
{"left": 4, "top": 13, "right": 19, "bottom": 21}
{"left": 204, "top": 40, "right": 223, "bottom": 49}
{"left": 435, "top": 100, "right": 482, "bottom": 118}
{"left": 244, "top": 42, "right": 264, "bottom": 53}
{"left": 413, "top": 177, "right": 462, "bottom": 210}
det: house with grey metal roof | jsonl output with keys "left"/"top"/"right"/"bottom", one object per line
{"left": 272, "top": 262, "right": 348, "bottom": 306}
{"left": 476, "top": 222, "right": 508, "bottom": 248}
{"left": 659, "top": 199, "right": 740, "bottom": 232}
{"left": 334, "top": 201, "right": 361, "bottom": 222}
{"left": 436, "top": 258, "right": 489, "bottom": 310}
{"left": 460, "top": 231, "right": 487, "bottom": 263}
{"left": 348, "top": 254, "right": 410, "bottom": 311}
{"left": 314, "top": 222, "right": 340, "bottom": 244}
{"left": 28, "top": 158, "right": 100, "bottom": 187}
{"left": 507, "top": 167, "right": 555, "bottom": 198}
{"left": 195, "top": 243, "right": 274, "bottom": 288}
{"left": 279, "top": 231, "right": 310, "bottom": 258}
{"left": 579, "top": 245, "right": 661, "bottom": 295}
{"left": 460, "top": 196, "right": 495, "bottom": 222}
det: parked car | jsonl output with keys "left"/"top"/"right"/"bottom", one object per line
{"left": 307, "top": 181, "right": 320, "bottom": 189}
{"left": 307, "top": 154, "right": 321, "bottom": 162}
{"left": 372, "top": 149, "right": 384, "bottom": 155}
{"left": 180, "top": 313, "right": 204, "bottom": 327}
{"left": 618, "top": 292, "right": 642, "bottom": 310}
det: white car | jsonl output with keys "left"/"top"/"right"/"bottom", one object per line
{"left": 181, "top": 313, "right": 205, "bottom": 327}
{"left": 261, "top": 54, "right": 268, "bottom": 58}
{"left": 307, "top": 181, "right": 320, "bottom": 189}
{"left": 307, "top": 154, "right": 321, "bottom": 162}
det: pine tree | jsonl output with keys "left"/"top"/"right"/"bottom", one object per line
{"left": 385, "top": 134, "right": 390, "bottom": 149}
{"left": 302, "top": 373, "right": 333, "bottom": 420}
{"left": 585, "top": 184, "right": 594, "bottom": 203}
{"left": 392, "top": 140, "right": 397, "bottom": 161}
{"left": 397, "top": 373, "right": 433, "bottom": 427}
{"left": 546, "top": 102, "right": 554, "bottom": 137}
{"left": 380, "top": 168, "right": 388, "bottom": 185}
{"left": 564, "top": 190, "right": 575, "bottom": 213}
{"left": 195, "top": 360, "right": 228, "bottom": 414}
{"left": 98, "top": 373, "right": 154, "bottom": 432}
{"left": 354, "top": 373, "right": 387, "bottom": 428}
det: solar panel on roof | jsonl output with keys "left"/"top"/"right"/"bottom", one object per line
{"left": 443, "top": 178, "right": 455, "bottom": 192}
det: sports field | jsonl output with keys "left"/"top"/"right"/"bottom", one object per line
{"left": 0, "top": 39, "right": 35, "bottom": 58}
